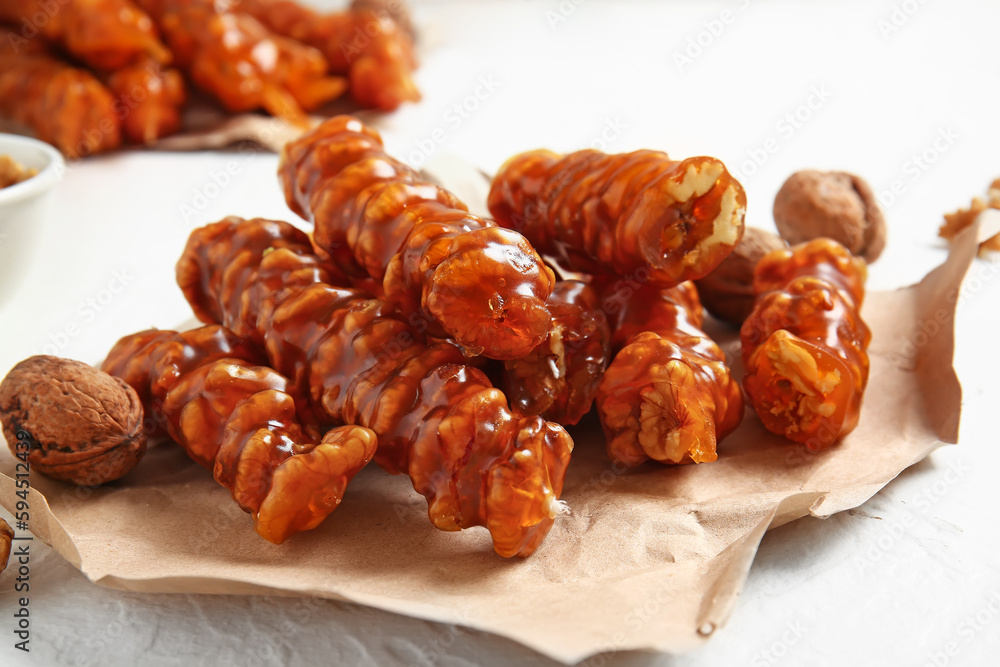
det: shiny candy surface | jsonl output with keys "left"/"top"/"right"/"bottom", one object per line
{"left": 488, "top": 149, "right": 747, "bottom": 286}
{"left": 102, "top": 325, "right": 377, "bottom": 543}
{"left": 597, "top": 283, "right": 743, "bottom": 466}
{"left": 502, "top": 280, "right": 610, "bottom": 425}
{"left": 0, "top": 28, "right": 122, "bottom": 158}
{"left": 280, "top": 116, "right": 556, "bottom": 360}
{"left": 238, "top": 0, "right": 419, "bottom": 110}
{"left": 741, "top": 238, "right": 871, "bottom": 447}
{"left": 137, "top": 0, "right": 347, "bottom": 125}
{"left": 176, "top": 216, "right": 574, "bottom": 557}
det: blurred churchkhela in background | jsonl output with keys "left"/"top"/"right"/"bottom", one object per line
{"left": 0, "top": 0, "right": 419, "bottom": 157}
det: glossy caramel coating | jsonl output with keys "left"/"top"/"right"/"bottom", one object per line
{"left": 0, "top": 0, "right": 171, "bottom": 70}
{"left": 503, "top": 280, "right": 610, "bottom": 425}
{"left": 488, "top": 149, "right": 747, "bottom": 286}
{"left": 741, "top": 239, "right": 870, "bottom": 447}
{"left": 603, "top": 280, "right": 704, "bottom": 348}
{"left": 0, "top": 29, "right": 121, "bottom": 158}
{"left": 177, "top": 216, "right": 574, "bottom": 557}
{"left": 280, "top": 116, "right": 556, "bottom": 360}
{"left": 101, "top": 325, "right": 378, "bottom": 543}
{"left": 176, "top": 215, "right": 349, "bottom": 346}
{"left": 237, "top": 0, "right": 419, "bottom": 110}
{"left": 137, "top": 0, "right": 347, "bottom": 125}
{"left": 597, "top": 282, "right": 743, "bottom": 466}
{"left": 105, "top": 59, "right": 186, "bottom": 144}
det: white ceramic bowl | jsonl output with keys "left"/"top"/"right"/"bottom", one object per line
{"left": 0, "top": 134, "right": 64, "bottom": 305}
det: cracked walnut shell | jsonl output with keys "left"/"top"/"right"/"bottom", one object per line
{"left": 773, "top": 170, "right": 886, "bottom": 263}
{"left": 0, "top": 356, "right": 146, "bottom": 485}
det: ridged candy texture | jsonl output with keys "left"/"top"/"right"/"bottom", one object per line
{"left": 0, "top": 28, "right": 122, "bottom": 158}
{"left": 237, "top": 0, "right": 419, "bottom": 110}
{"left": 102, "top": 325, "right": 378, "bottom": 543}
{"left": 741, "top": 238, "right": 871, "bottom": 447}
{"left": 488, "top": 149, "right": 747, "bottom": 286}
{"left": 136, "top": 0, "right": 347, "bottom": 125}
{"left": 176, "top": 216, "right": 574, "bottom": 557}
{"left": 502, "top": 280, "right": 610, "bottom": 426}
{"left": 597, "top": 282, "right": 743, "bottom": 466}
{"left": 279, "top": 116, "right": 557, "bottom": 360}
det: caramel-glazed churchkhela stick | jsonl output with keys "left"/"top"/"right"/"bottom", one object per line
{"left": 105, "top": 59, "right": 186, "bottom": 144}
{"left": 177, "top": 216, "right": 574, "bottom": 557}
{"left": 101, "top": 326, "right": 378, "bottom": 543}
{"left": 597, "top": 281, "right": 743, "bottom": 466}
{"left": 136, "top": 0, "right": 346, "bottom": 125}
{"left": 741, "top": 238, "right": 871, "bottom": 447}
{"left": 0, "top": 0, "right": 171, "bottom": 70}
{"left": 237, "top": 0, "right": 420, "bottom": 110}
{"left": 502, "top": 280, "right": 610, "bottom": 426}
{"left": 488, "top": 149, "right": 747, "bottom": 286}
{"left": 0, "top": 28, "right": 121, "bottom": 157}
{"left": 280, "top": 116, "right": 556, "bottom": 360}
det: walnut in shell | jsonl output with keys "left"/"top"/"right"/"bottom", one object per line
{"left": 773, "top": 170, "right": 886, "bottom": 263}
{"left": 694, "top": 227, "right": 787, "bottom": 326}
{"left": 0, "top": 356, "right": 146, "bottom": 485}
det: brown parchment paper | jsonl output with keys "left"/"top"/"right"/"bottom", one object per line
{"left": 1, "top": 213, "right": 996, "bottom": 664}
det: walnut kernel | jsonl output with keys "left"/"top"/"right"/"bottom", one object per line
{"left": 0, "top": 155, "right": 37, "bottom": 189}
{"left": 939, "top": 178, "right": 1000, "bottom": 256}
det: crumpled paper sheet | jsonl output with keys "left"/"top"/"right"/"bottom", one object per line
{"left": 1, "top": 210, "right": 994, "bottom": 665}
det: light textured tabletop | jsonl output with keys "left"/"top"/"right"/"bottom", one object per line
{"left": 2, "top": 1, "right": 999, "bottom": 665}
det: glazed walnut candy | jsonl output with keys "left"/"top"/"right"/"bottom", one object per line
{"left": 488, "top": 149, "right": 747, "bottom": 285}
{"left": 741, "top": 239, "right": 871, "bottom": 447}
{"left": 597, "top": 282, "right": 743, "bottom": 466}
{"left": 102, "top": 326, "right": 378, "bottom": 544}
{"left": 279, "top": 116, "right": 556, "bottom": 360}
{"left": 489, "top": 147, "right": 747, "bottom": 466}
{"left": 176, "top": 216, "right": 573, "bottom": 557}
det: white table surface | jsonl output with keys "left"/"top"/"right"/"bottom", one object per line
{"left": 2, "top": 1, "right": 1000, "bottom": 665}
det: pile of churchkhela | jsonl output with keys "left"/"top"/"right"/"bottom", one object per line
{"left": 0, "top": 116, "right": 880, "bottom": 558}
{"left": 0, "top": 0, "right": 417, "bottom": 157}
